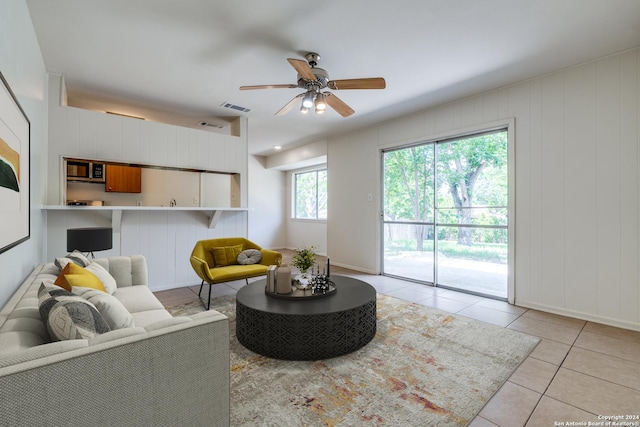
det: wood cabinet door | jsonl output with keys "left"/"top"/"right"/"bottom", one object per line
{"left": 105, "top": 164, "right": 141, "bottom": 193}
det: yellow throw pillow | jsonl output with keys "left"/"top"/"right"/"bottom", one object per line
{"left": 211, "top": 245, "right": 243, "bottom": 267}
{"left": 55, "top": 262, "right": 106, "bottom": 292}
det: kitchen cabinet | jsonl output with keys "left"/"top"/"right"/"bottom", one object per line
{"left": 105, "top": 164, "right": 141, "bottom": 193}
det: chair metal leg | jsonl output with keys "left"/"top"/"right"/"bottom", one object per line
{"left": 198, "top": 280, "right": 213, "bottom": 310}
{"left": 198, "top": 280, "right": 204, "bottom": 297}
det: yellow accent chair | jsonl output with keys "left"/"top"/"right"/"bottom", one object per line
{"left": 190, "top": 237, "right": 282, "bottom": 309}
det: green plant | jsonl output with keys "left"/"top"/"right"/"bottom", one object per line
{"left": 292, "top": 245, "right": 316, "bottom": 272}
{"left": 438, "top": 241, "right": 507, "bottom": 263}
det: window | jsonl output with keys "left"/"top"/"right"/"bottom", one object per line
{"left": 294, "top": 169, "right": 327, "bottom": 219}
{"left": 382, "top": 128, "right": 509, "bottom": 299}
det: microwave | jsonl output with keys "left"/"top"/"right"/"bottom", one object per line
{"left": 66, "top": 160, "right": 105, "bottom": 183}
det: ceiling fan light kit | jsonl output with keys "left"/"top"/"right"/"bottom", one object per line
{"left": 240, "top": 52, "right": 386, "bottom": 118}
{"left": 302, "top": 91, "right": 315, "bottom": 108}
{"left": 315, "top": 94, "right": 327, "bottom": 114}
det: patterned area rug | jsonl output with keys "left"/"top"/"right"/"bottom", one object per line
{"left": 167, "top": 293, "right": 539, "bottom": 426}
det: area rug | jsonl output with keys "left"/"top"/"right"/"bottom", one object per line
{"left": 167, "top": 294, "right": 539, "bottom": 426}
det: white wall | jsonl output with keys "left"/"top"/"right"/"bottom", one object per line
{"left": 139, "top": 168, "right": 199, "bottom": 207}
{"left": 327, "top": 47, "right": 640, "bottom": 331}
{"left": 327, "top": 128, "right": 379, "bottom": 273}
{"left": 0, "top": 1, "right": 48, "bottom": 307}
{"left": 247, "top": 155, "right": 286, "bottom": 249}
{"left": 266, "top": 139, "right": 327, "bottom": 170}
{"left": 46, "top": 75, "right": 250, "bottom": 291}
{"left": 200, "top": 172, "right": 232, "bottom": 207}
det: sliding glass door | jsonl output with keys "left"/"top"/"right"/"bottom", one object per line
{"left": 382, "top": 144, "right": 435, "bottom": 283}
{"left": 382, "top": 129, "right": 509, "bottom": 299}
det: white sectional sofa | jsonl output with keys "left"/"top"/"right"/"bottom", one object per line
{"left": 0, "top": 255, "right": 230, "bottom": 427}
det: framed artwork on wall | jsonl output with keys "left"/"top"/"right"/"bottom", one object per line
{"left": 0, "top": 72, "right": 30, "bottom": 254}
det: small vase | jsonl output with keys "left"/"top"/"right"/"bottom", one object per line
{"left": 276, "top": 264, "right": 292, "bottom": 294}
{"left": 295, "top": 270, "right": 311, "bottom": 288}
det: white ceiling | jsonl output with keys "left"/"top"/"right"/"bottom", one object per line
{"left": 26, "top": 0, "right": 640, "bottom": 156}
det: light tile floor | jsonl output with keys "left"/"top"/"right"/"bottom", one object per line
{"left": 155, "top": 254, "right": 640, "bottom": 427}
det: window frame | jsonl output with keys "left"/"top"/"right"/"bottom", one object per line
{"left": 292, "top": 167, "right": 327, "bottom": 221}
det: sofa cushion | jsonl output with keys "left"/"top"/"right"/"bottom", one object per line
{"left": 93, "top": 255, "right": 148, "bottom": 288}
{"left": 143, "top": 316, "right": 192, "bottom": 332}
{"left": 0, "top": 331, "right": 50, "bottom": 355}
{"left": 87, "top": 327, "right": 146, "bottom": 346}
{"left": 112, "top": 286, "right": 166, "bottom": 314}
{"left": 211, "top": 245, "right": 243, "bottom": 267}
{"left": 237, "top": 249, "right": 262, "bottom": 265}
{"left": 38, "top": 282, "right": 111, "bottom": 341}
{"left": 72, "top": 286, "right": 135, "bottom": 330}
{"left": 131, "top": 309, "right": 173, "bottom": 328}
{"left": 55, "top": 263, "right": 106, "bottom": 293}
{"left": 54, "top": 250, "right": 91, "bottom": 271}
{"left": 208, "top": 263, "right": 269, "bottom": 282}
{"left": 0, "top": 316, "right": 49, "bottom": 341}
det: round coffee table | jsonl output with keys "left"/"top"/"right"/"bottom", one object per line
{"left": 236, "top": 275, "right": 376, "bottom": 360}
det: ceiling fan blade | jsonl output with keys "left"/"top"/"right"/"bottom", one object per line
{"left": 275, "top": 93, "right": 305, "bottom": 116}
{"left": 240, "top": 84, "right": 298, "bottom": 90}
{"left": 324, "top": 93, "right": 355, "bottom": 117}
{"left": 327, "top": 77, "right": 386, "bottom": 90}
{"left": 287, "top": 58, "right": 317, "bottom": 81}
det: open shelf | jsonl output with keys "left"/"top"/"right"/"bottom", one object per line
{"left": 42, "top": 205, "right": 249, "bottom": 230}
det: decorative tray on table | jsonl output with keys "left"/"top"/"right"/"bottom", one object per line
{"left": 265, "top": 275, "right": 336, "bottom": 300}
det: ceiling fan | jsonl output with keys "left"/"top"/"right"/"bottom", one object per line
{"left": 239, "top": 52, "right": 386, "bottom": 117}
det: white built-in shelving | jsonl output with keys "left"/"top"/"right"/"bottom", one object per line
{"left": 42, "top": 205, "right": 248, "bottom": 231}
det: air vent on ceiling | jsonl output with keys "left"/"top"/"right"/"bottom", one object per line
{"left": 220, "top": 102, "right": 251, "bottom": 113}
{"left": 199, "top": 122, "right": 226, "bottom": 129}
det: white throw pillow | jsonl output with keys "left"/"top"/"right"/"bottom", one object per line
{"left": 237, "top": 249, "right": 262, "bottom": 265}
{"left": 72, "top": 286, "right": 135, "bottom": 330}
{"left": 84, "top": 262, "right": 117, "bottom": 294}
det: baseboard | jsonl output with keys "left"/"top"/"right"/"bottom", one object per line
{"left": 329, "top": 261, "right": 378, "bottom": 275}
{"left": 282, "top": 247, "right": 327, "bottom": 257}
{"left": 151, "top": 281, "right": 200, "bottom": 292}
{"left": 281, "top": 248, "right": 378, "bottom": 275}
{"left": 515, "top": 299, "right": 640, "bottom": 332}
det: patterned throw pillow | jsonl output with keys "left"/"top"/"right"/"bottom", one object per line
{"left": 237, "top": 249, "right": 262, "bottom": 265}
{"left": 54, "top": 250, "right": 91, "bottom": 271}
{"left": 38, "top": 280, "right": 69, "bottom": 304}
{"left": 38, "top": 282, "right": 111, "bottom": 341}
{"left": 55, "top": 263, "right": 106, "bottom": 293}
{"left": 211, "top": 245, "right": 243, "bottom": 267}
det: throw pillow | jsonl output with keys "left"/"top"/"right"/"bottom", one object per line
{"left": 84, "top": 262, "right": 117, "bottom": 294}
{"left": 55, "top": 263, "right": 106, "bottom": 293}
{"left": 237, "top": 249, "right": 262, "bottom": 265}
{"left": 38, "top": 279, "right": 70, "bottom": 304}
{"left": 54, "top": 250, "right": 91, "bottom": 271}
{"left": 72, "top": 286, "right": 134, "bottom": 330}
{"left": 211, "top": 244, "right": 243, "bottom": 267}
{"left": 38, "top": 282, "right": 111, "bottom": 341}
